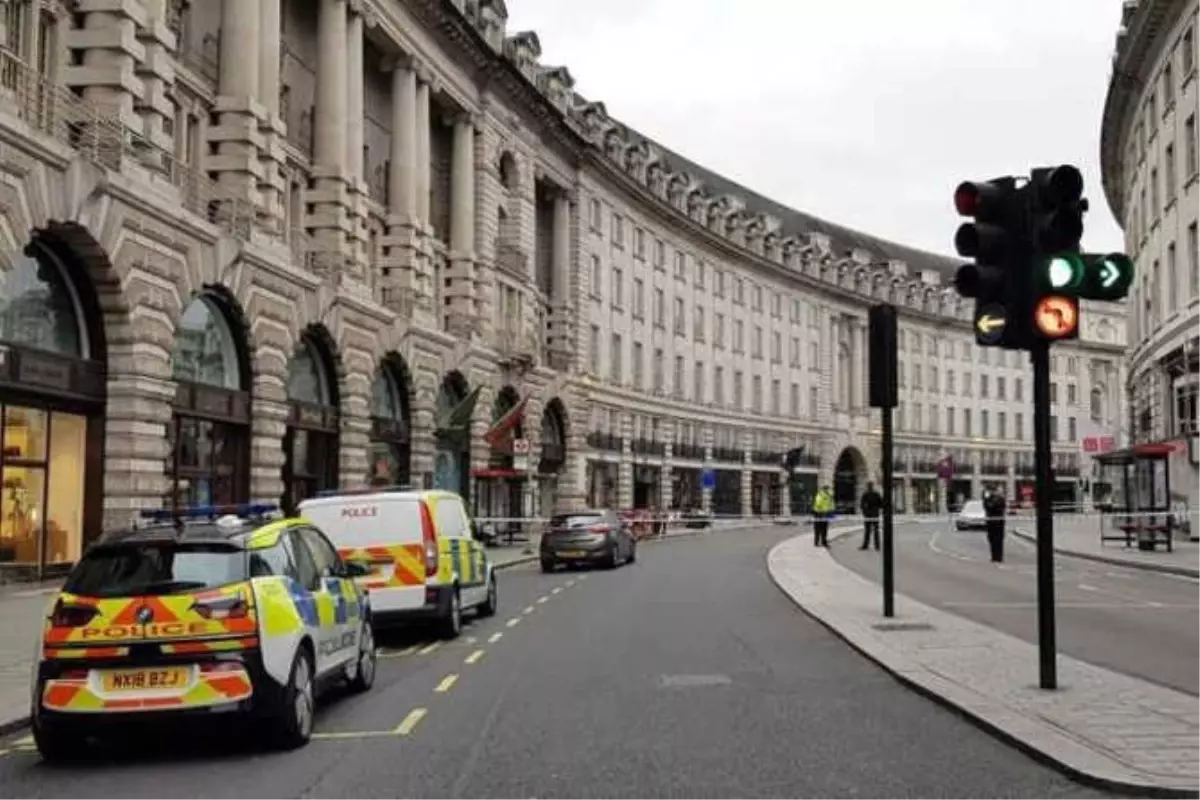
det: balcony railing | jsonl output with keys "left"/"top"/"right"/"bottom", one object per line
{"left": 495, "top": 243, "right": 528, "bottom": 278}
{"left": 712, "top": 446, "right": 743, "bottom": 462}
{"left": 751, "top": 450, "right": 780, "bottom": 466}
{"left": 586, "top": 432, "right": 622, "bottom": 452}
{"left": 0, "top": 50, "right": 255, "bottom": 241}
{"left": 631, "top": 438, "right": 666, "bottom": 456}
{"left": 674, "top": 443, "right": 705, "bottom": 460}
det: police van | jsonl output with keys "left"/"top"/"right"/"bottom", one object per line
{"left": 31, "top": 504, "right": 376, "bottom": 760}
{"left": 298, "top": 488, "right": 497, "bottom": 639}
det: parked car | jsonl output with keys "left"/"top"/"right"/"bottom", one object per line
{"left": 540, "top": 510, "right": 635, "bottom": 572}
{"left": 682, "top": 509, "right": 713, "bottom": 529}
{"left": 955, "top": 499, "right": 988, "bottom": 531}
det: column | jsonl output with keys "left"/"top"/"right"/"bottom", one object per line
{"left": 308, "top": 0, "right": 350, "bottom": 276}
{"left": 257, "top": 0, "right": 287, "bottom": 233}
{"left": 136, "top": 0, "right": 176, "bottom": 155}
{"left": 853, "top": 321, "right": 866, "bottom": 410}
{"left": 344, "top": 6, "right": 368, "bottom": 276}
{"left": 820, "top": 308, "right": 835, "bottom": 416}
{"left": 63, "top": 0, "right": 145, "bottom": 137}
{"left": 445, "top": 115, "right": 477, "bottom": 335}
{"left": 415, "top": 77, "right": 431, "bottom": 225}
{"left": 380, "top": 57, "right": 420, "bottom": 315}
{"left": 701, "top": 440, "right": 714, "bottom": 513}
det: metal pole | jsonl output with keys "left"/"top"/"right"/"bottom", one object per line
{"left": 882, "top": 404, "right": 896, "bottom": 618}
{"left": 1030, "top": 338, "right": 1058, "bottom": 690}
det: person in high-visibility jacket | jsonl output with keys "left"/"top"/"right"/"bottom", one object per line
{"left": 811, "top": 486, "right": 835, "bottom": 547}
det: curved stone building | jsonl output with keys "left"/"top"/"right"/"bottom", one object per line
{"left": 1100, "top": 0, "right": 1199, "bottom": 510}
{"left": 0, "top": 0, "right": 1124, "bottom": 575}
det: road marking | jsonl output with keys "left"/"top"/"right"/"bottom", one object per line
{"left": 523, "top": 605, "right": 535, "bottom": 615}
{"left": 418, "top": 642, "right": 441, "bottom": 655}
{"left": 395, "top": 708, "right": 427, "bottom": 736}
{"left": 13, "top": 736, "right": 31, "bottom": 747}
{"left": 465, "top": 649, "right": 485, "bottom": 665}
{"left": 1078, "top": 584, "right": 1098, "bottom": 592}
{"left": 537, "top": 595, "right": 549, "bottom": 604}
{"left": 506, "top": 617, "right": 521, "bottom": 628}
{"left": 465, "top": 636, "right": 477, "bottom": 644}
{"left": 578, "top": 575, "right": 587, "bottom": 581}
{"left": 487, "top": 632, "right": 503, "bottom": 644}
{"left": 312, "top": 730, "right": 396, "bottom": 740}
{"left": 434, "top": 674, "right": 458, "bottom": 693}
{"left": 551, "top": 587, "right": 563, "bottom": 595}
{"left": 566, "top": 580, "right": 576, "bottom": 587}
{"left": 0, "top": 748, "right": 8, "bottom": 758}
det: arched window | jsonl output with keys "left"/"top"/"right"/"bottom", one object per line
{"left": 433, "top": 372, "right": 474, "bottom": 499}
{"left": 368, "top": 358, "right": 411, "bottom": 486}
{"left": 0, "top": 237, "right": 107, "bottom": 575}
{"left": 166, "top": 293, "right": 251, "bottom": 510}
{"left": 282, "top": 329, "right": 339, "bottom": 512}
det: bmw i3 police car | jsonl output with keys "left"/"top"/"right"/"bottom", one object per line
{"left": 31, "top": 504, "right": 377, "bottom": 760}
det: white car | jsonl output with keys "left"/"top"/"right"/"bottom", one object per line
{"left": 955, "top": 499, "right": 988, "bottom": 531}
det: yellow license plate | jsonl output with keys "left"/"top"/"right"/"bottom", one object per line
{"left": 101, "top": 667, "right": 190, "bottom": 692}
{"left": 559, "top": 550, "right": 586, "bottom": 558}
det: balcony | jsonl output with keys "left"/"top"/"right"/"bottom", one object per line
{"left": 586, "top": 432, "right": 622, "bottom": 452}
{"left": 980, "top": 462, "right": 1008, "bottom": 475}
{"left": 712, "top": 446, "right": 744, "bottom": 463}
{"left": 496, "top": 323, "right": 539, "bottom": 369}
{"left": 751, "top": 450, "right": 780, "bottom": 466}
{"left": 631, "top": 438, "right": 666, "bottom": 456}
{"left": 1016, "top": 463, "right": 1036, "bottom": 476}
{"left": 674, "top": 442, "right": 705, "bottom": 460}
{"left": 911, "top": 460, "right": 941, "bottom": 473}
{"left": 495, "top": 243, "right": 529, "bottom": 279}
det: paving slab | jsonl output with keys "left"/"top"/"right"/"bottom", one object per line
{"left": 767, "top": 526, "right": 1200, "bottom": 797}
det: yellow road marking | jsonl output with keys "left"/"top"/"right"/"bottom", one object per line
{"left": 418, "top": 642, "right": 441, "bottom": 655}
{"left": 395, "top": 708, "right": 427, "bottom": 736}
{"left": 488, "top": 632, "right": 503, "bottom": 644}
{"left": 434, "top": 674, "right": 458, "bottom": 693}
{"left": 537, "top": 595, "right": 549, "bottom": 604}
{"left": 312, "top": 730, "right": 395, "bottom": 740}
{"left": 551, "top": 587, "right": 563, "bottom": 595}
{"left": 0, "top": 748, "right": 9, "bottom": 757}
{"left": 523, "top": 605, "right": 535, "bottom": 615}
{"left": 506, "top": 617, "right": 520, "bottom": 628}
{"left": 465, "top": 649, "right": 485, "bottom": 664}
{"left": 13, "top": 736, "right": 31, "bottom": 746}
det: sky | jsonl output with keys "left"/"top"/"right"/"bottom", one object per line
{"left": 503, "top": 0, "right": 1127, "bottom": 259}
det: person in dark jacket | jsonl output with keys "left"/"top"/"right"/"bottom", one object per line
{"left": 983, "top": 489, "right": 1007, "bottom": 562}
{"left": 859, "top": 482, "right": 883, "bottom": 550}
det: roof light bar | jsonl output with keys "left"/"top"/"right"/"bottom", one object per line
{"left": 138, "top": 503, "right": 282, "bottom": 523}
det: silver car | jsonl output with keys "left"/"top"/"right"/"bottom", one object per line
{"left": 955, "top": 499, "right": 988, "bottom": 531}
{"left": 540, "top": 510, "right": 636, "bottom": 572}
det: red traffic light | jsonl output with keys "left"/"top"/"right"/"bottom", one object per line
{"left": 954, "top": 182, "right": 980, "bottom": 216}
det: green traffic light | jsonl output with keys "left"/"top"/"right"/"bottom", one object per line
{"left": 1045, "top": 253, "right": 1084, "bottom": 290}
{"left": 1084, "top": 252, "right": 1134, "bottom": 299}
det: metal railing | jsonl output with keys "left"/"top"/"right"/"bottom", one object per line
{"left": 0, "top": 50, "right": 255, "bottom": 242}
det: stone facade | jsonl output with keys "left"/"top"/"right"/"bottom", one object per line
{"left": 0, "top": 0, "right": 1129, "bottom": 549}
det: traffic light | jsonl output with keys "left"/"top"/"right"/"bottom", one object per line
{"left": 952, "top": 176, "right": 1025, "bottom": 348}
{"left": 1029, "top": 165, "right": 1086, "bottom": 341}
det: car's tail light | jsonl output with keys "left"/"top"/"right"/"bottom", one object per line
{"left": 50, "top": 599, "right": 98, "bottom": 628}
{"left": 58, "top": 669, "right": 88, "bottom": 680}
{"left": 420, "top": 501, "right": 439, "bottom": 577}
{"left": 587, "top": 524, "right": 612, "bottom": 534}
{"left": 191, "top": 595, "right": 248, "bottom": 620}
{"left": 199, "top": 661, "right": 244, "bottom": 674}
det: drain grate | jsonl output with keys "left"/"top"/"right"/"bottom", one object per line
{"left": 871, "top": 621, "right": 935, "bottom": 632}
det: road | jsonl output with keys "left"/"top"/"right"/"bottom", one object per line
{"left": 0, "top": 526, "right": 1110, "bottom": 798}
{"left": 833, "top": 522, "right": 1200, "bottom": 695}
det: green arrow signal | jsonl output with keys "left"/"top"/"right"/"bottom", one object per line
{"left": 1099, "top": 259, "right": 1120, "bottom": 288}
{"left": 1082, "top": 252, "right": 1134, "bottom": 300}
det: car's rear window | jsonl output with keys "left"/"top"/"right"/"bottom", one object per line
{"left": 64, "top": 543, "right": 247, "bottom": 598}
{"left": 549, "top": 513, "right": 604, "bottom": 528}
{"left": 961, "top": 500, "right": 985, "bottom": 514}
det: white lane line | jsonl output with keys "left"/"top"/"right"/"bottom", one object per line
{"left": 551, "top": 587, "right": 563, "bottom": 595}
{"left": 488, "top": 632, "right": 503, "bottom": 644}
{"left": 566, "top": 580, "right": 576, "bottom": 587}
{"left": 434, "top": 674, "right": 458, "bottom": 693}
{"left": 464, "top": 649, "right": 485, "bottom": 665}
{"left": 417, "top": 642, "right": 441, "bottom": 655}
{"left": 395, "top": 708, "right": 427, "bottom": 736}
{"left": 506, "top": 617, "right": 521, "bottom": 628}
{"left": 536, "top": 596, "right": 549, "bottom": 604}
{"left": 523, "top": 605, "right": 535, "bottom": 615}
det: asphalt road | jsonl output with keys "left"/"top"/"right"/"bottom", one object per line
{"left": 833, "top": 522, "right": 1200, "bottom": 695}
{"left": 0, "top": 527, "right": 1111, "bottom": 798}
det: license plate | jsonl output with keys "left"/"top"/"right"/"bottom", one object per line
{"left": 101, "top": 667, "right": 190, "bottom": 693}
{"left": 558, "top": 550, "right": 586, "bottom": 558}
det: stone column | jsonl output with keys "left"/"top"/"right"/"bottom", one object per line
{"left": 202, "top": 0, "right": 265, "bottom": 217}
{"left": 819, "top": 308, "right": 835, "bottom": 416}
{"left": 445, "top": 114, "right": 477, "bottom": 334}
{"left": 618, "top": 415, "right": 633, "bottom": 510}
{"left": 257, "top": 0, "right": 287, "bottom": 234}
{"left": 660, "top": 420, "right": 675, "bottom": 513}
{"left": 740, "top": 434, "right": 753, "bottom": 517}
{"left": 249, "top": 354, "right": 290, "bottom": 504}
{"left": 548, "top": 192, "right": 575, "bottom": 364}
{"left": 701, "top": 439, "right": 714, "bottom": 513}
{"left": 852, "top": 321, "right": 865, "bottom": 410}
{"left": 410, "top": 382, "right": 438, "bottom": 491}
{"left": 380, "top": 57, "right": 421, "bottom": 315}
{"left": 63, "top": 0, "right": 146, "bottom": 139}
{"left": 344, "top": 5, "right": 369, "bottom": 278}
{"left": 308, "top": 0, "right": 350, "bottom": 277}
{"left": 135, "top": 0, "right": 176, "bottom": 156}
{"left": 415, "top": 76, "right": 431, "bottom": 226}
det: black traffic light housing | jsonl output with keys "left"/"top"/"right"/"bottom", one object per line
{"left": 952, "top": 176, "right": 1028, "bottom": 349}
{"left": 1028, "top": 165, "right": 1087, "bottom": 342}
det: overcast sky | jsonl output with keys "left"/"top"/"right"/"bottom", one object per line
{"left": 504, "top": 0, "right": 1127, "bottom": 258}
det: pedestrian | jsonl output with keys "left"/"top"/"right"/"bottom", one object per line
{"left": 859, "top": 481, "right": 883, "bottom": 550}
{"left": 983, "top": 489, "right": 1007, "bottom": 562}
{"left": 812, "top": 485, "right": 834, "bottom": 547}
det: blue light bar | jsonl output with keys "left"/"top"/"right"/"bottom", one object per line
{"left": 139, "top": 503, "right": 281, "bottom": 523}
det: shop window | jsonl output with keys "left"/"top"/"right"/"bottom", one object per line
{"left": 283, "top": 331, "right": 339, "bottom": 512}
{"left": 368, "top": 362, "right": 411, "bottom": 486}
{"left": 0, "top": 249, "right": 84, "bottom": 357}
{"left": 167, "top": 294, "right": 250, "bottom": 509}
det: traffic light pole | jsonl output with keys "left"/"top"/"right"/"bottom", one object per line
{"left": 1030, "top": 338, "right": 1058, "bottom": 690}
{"left": 881, "top": 403, "right": 895, "bottom": 618}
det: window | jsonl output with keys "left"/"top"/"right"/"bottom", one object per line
{"left": 673, "top": 356, "right": 684, "bottom": 398}
{"left": 733, "top": 370, "right": 744, "bottom": 409}
{"left": 1015, "top": 378, "right": 1023, "bottom": 401}
{"left": 632, "top": 342, "right": 644, "bottom": 389}
{"left": 589, "top": 198, "right": 602, "bottom": 229}
{"left": 963, "top": 372, "right": 972, "bottom": 396}
{"left": 694, "top": 362, "right": 704, "bottom": 404}
{"left": 997, "top": 376, "right": 1006, "bottom": 400}
{"left": 590, "top": 255, "right": 602, "bottom": 296}
{"left": 1067, "top": 384, "right": 1077, "bottom": 405}
{"left": 790, "top": 383, "right": 799, "bottom": 416}
{"left": 1189, "top": 223, "right": 1198, "bottom": 297}
{"left": 790, "top": 336, "right": 800, "bottom": 367}
{"left": 715, "top": 269, "right": 725, "bottom": 298}
{"left": 772, "top": 293, "right": 782, "bottom": 318}
{"left": 981, "top": 410, "right": 989, "bottom": 438}
{"left": 654, "top": 288, "right": 665, "bottom": 326}
{"left": 998, "top": 412, "right": 1007, "bottom": 439}
{"left": 696, "top": 260, "right": 706, "bottom": 288}
{"left": 611, "top": 267, "right": 623, "bottom": 307}
{"left": 674, "top": 297, "right": 685, "bottom": 335}
{"left": 1016, "top": 413, "right": 1024, "bottom": 439}
{"left": 752, "top": 375, "right": 762, "bottom": 413}
{"left": 947, "top": 371, "right": 956, "bottom": 394}
{"left": 632, "top": 278, "right": 645, "bottom": 318}
{"left": 808, "top": 341, "right": 818, "bottom": 368}
{"left": 1151, "top": 167, "right": 1160, "bottom": 217}
{"left": 929, "top": 366, "right": 938, "bottom": 393}
{"left": 590, "top": 325, "right": 600, "bottom": 373}
{"left": 66, "top": 543, "right": 251, "bottom": 598}
{"left": 610, "top": 334, "right": 622, "bottom": 382}
{"left": 674, "top": 251, "right": 687, "bottom": 280}
{"left": 1068, "top": 416, "right": 1077, "bottom": 442}
{"left": 1175, "top": 380, "right": 1198, "bottom": 435}
{"left": 714, "top": 366, "right": 725, "bottom": 406}
{"left": 733, "top": 320, "right": 744, "bottom": 353}
{"left": 1050, "top": 382, "right": 1058, "bottom": 404}
{"left": 752, "top": 285, "right": 763, "bottom": 311}
{"left": 809, "top": 387, "right": 818, "bottom": 418}
{"left": 898, "top": 362, "right": 906, "bottom": 388}
{"left": 1186, "top": 115, "right": 1197, "bottom": 177}
{"left": 654, "top": 239, "right": 666, "bottom": 267}
{"left": 1050, "top": 415, "right": 1058, "bottom": 441}
{"left": 1163, "top": 61, "right": 1174, "bottom": 107}
{"left": 771, "top": 331, "right": 781, "bottom": 363}
{"left": 611, "top": 214, "right": 624, "bottom": 246}
{"left": 771, "top": 379, "right": 781, "bottom": 415}
{"left": 715, "top": 313, "right": 725, "bottom": 347}
{"left": 946, "top": 407, "right": 955, "bottom": 436}
{"left": 653, "top": 349, "right": 664, "bottom": 392}
{"left": 734, "top": 278, "right": 744, "bottom": 304}
{"left": 1168, "top": 242, "right": 1178, "bottom": 311}
{"left": 694, "top": 306, "right": 705, "bottom": 341}
{"left": 634, "top": 227, "right": 645, "bottom": 259}
{"left": 1183, "top": 26, "right": 1195, "bottom": 75}
{"left": 1166, "top": 143, "right": 1176, "bottom": 202}
{"left": 752, "top": 326, "right": 763, "bottom": 358}
{"left": 964, "top": 409, "right": 972, "bottom": 437}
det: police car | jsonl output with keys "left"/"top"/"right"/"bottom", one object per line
{"left": 31, "top": 503, "right": 377, "bottom": 760}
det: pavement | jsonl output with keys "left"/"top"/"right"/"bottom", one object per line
{"left": 771, "top": 524, "right": 1199, "bottom": 797}
{"left": 1009, "top": 515, "right": 1200, "bottom": 578}
{"left": 0, "top": 524, "right": 1107, "bottom": 798}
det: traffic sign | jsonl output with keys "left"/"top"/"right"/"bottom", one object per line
{"left": 701, "top": 468, "right": 716, "bottom": 490}
{"left": 974, "top": 303, "right": 1007, "bottom": 345}
{"left": 512, "top": 438, "right": 530, "bottom": 455}
{"left": 1033, "top": 295, "right": 1079, "bottom": 340}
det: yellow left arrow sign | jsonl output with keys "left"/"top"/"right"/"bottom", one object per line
{"left": 977, "top": 314, "right": 1005, "bottom": 334}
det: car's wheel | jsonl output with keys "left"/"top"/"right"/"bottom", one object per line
{"left": 439, "top": 588, "right": 462, "bottom": 639}
{"left": 627, "top": 542, "right": 636, "bottom": 564}
{"left": 606, "top": 543, "right": 620, "bottom": 569}
{"left": 348, "top": 620, "right": 376, "bottom": 693}
{"left": 540, "top": 558, "right": 555, "bottom": 573}
{"left": 32, "top": 713, "right": 84, "bottom": 762}
{"left": 477, "top": 573, "right": 498, "bottom": 617}
{"left": 272, "top": 649, "right": 315, "bottom": 750}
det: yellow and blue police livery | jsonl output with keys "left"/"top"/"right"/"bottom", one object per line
{"left": 31, "top": 503, "right": 377, "bottom": 761}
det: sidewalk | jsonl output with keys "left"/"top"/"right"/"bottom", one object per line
{"left": 768, "top": 527, "right": 1200, "bottom": 797}
{"left": 1012, "top": 516, "right": 1200, "bottom": 578}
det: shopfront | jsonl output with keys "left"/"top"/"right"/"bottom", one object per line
{"left": 912, "top": 478, "right": 939, "bottom": 514}
{"left": 587, "top": 460, "right": 618, "bottom": 507}
{"left": 368, "top": 355, "right": 412, "bottom": 486}
{"left": 788, "top": 472, "right": 818, "bottom": 515}
{"left": 0, "top": 236, "right": 106, "bottom": 578}
{"left": 433, "top": 371, "right": 478, "bottom": 500}
{"left": 537, "top": 399, "right": 568, "bottom": 516}
{"left": 281, "top": 327, "right": 340, "bottom": 513}
{"left": 712, "top": 469, "right": 741, "bottom": 517}
{"left": 165, "top": 291, "right": 251, "bottom": 509}
{"left": 671, "top": 467, "right": 701, "bottom": 511}
{"left": 750, "top": 470, "right": 780, "bottom": 516}
{"left": 476, "top": 386, "right": 526, "bottom": 521}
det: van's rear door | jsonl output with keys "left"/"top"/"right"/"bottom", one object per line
{"left": 299, "top": 495, "right": 427, "bottom": 595}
